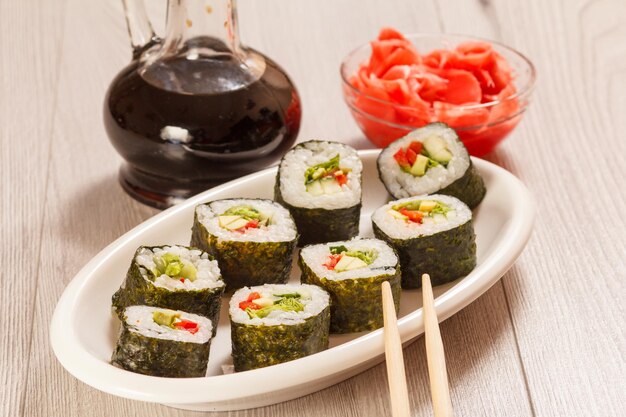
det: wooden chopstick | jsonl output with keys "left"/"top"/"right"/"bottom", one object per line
{"left": 422, "top": 273, "right": 454, "bottom": 417}
{"left": 381, "top": 281, "right": 411, "bottom": 417}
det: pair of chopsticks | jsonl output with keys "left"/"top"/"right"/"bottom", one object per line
{"left": 381, "top": 274, "right": 453, "bottom": 417}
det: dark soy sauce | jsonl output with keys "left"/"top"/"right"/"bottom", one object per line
{"left": 104, "top": 39, "right": 300, "bottom": 208}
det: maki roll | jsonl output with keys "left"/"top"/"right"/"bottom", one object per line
{"left": 299, "top": 238, "right": 401, "bottom": 333}
{"left": 372, "top": 195, "right": 476, "bottom": 288}
{"left": 229, "top": 284, "right": 330, "bottom": 371}
{"left": 377, "top": 122, "right": 486, "bottom": 208}
{"left": 112, "top": 245, "right": 224, "bottom": 335}
{"left": 275, "top": 140, "right": 363, "bottom": 245}
{"left": 111, "top": 306, "right": 212, "bottom": 377}
{"left": 191, "top": 199, "right": 297, "bottom": 291}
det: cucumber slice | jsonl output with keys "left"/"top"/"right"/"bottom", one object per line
{"left": 433, "top": 213, "right": 447, "bottom": 224}
{"left": 321, "top": 178, "right": 342, "bottom": 194}
{"left": 306, "top": 180, "right": 324, "bottom": 196}
{"left": 423, "top": 136, "right": 452, "bottom": 164}
{"left": 410, "top": 154, "right": 429, "bottom": 176}
{"left": 388, "top": 209, "right": 408, "bottom": 220}
{"left": 180, "top": 262, "right": 197, "bottom": 282}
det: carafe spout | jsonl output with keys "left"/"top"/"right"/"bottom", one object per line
{"left": 122, "top": 0, "right": 158, "bottom": 56}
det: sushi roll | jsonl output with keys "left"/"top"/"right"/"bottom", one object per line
{"left": 377, "top": 123, "right": 486, "bottom": 208}
{"left": 112, "top": 245, "right": 224, "bottom": 335}
{"left": 299, "top": 238, "right": 401, "bottom": 333}
{"left": 191, "top": 199, "right": 298, "bottom": 291}
{"left": 372, "top": 195, "right": 476, "bottom": 288}
{"left": 275, "top": 140, "right": 362, "bottom": 245}
{"left": 229, "top": 284, "right": 330, "bottom": 371}
{"left": 111, "top": 306, "right": 212, "bottom": 377}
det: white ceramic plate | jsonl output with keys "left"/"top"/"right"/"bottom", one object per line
{"left": 50, "top": 150, "right": 534, "bottom": 411}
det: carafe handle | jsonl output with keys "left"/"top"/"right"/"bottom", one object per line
{"left": 122, "top": 0, "right": 158, "bottom": 57}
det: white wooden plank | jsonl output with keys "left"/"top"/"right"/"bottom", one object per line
{"left": 16, "top": 0, "right": 620, "bottom": 416}
{"left": 0, "top": 0, "right": 67, "bottom": 416}
{"left": 437, "top": 0, "right": 626, "bottom": 416}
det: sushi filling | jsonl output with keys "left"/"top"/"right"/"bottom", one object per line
{"left": 217, "top": 205, "right": 271, "bottom": 232}
{"left": 150, "top": 252, "right": 197, "bottom": 283}
{"left": 197, "top": 199, "right": 297, "bottom": 243}
{"left": 135, "top": 246, "right": 222, "bottom": 290}
{"left": 393, "top": 135, "right": 453, "bottom": 177}
{"left": 323, "top": 245, "right": 378, "bottom": 272}
{"left": 238, "top": 290, "right": 308, "bottom": 319}
{"left": 231, "top": 284, "right": 329, "bottom": 326}
{"left": 152, "top": 310, "right": 199, "bottom": 335}
{"left": 388, "top": 199, "right": 457, "bottom": 225}
{"left": 123, "top": 306, "right": 212, "bottom": 343}
{"left": 304, "top": 154, "right": 350, "bottom": 196}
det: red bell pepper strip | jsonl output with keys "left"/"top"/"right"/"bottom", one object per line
{"left": 238, "top": 291, "right": 262, "bottom": 310}
{"left": 393, "top": 148, "right": 410, "bottom": 170}
{"left": 406, "top": 148, "right": 417, "bottom": 166}
{"left": 323, "top": 254, "right": 342, "bottom": 270}
{"left": 408, "top": 141, "right": 423, "bottom": 155}
{"left": 335, "top": 172, "right": 348, "bottom": 186}
{"left": 174, "top": 319, "right": 199, "bottom": 334}
{"left": 399, "top": 208, "right": 423, "bottom": 224}
{"left": 239, "top": 300, "right": 262, "bottom": 311}
{"left": 247, "top": 292, "right": 261, "bottom": 301}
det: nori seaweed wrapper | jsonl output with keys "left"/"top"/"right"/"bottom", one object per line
{"left": 190, "top": 203, "right": 297, "bottom": 291}
{"left": 438, "top": 160, "right": 486, "bottom": 209}
{"left": 230, "top": 306, "right": 330, "bottom": 371}
{"left": 112, "top": 246, "right": 224, "bottom": 336}
{"left": 111, "top": 319, "right": 211, "bottom": 378}
{"left": 373, "top": 220, "right": 476, "bottom": 288}
{"left": 274, "top": 141, "right": 361, "bottom": 246}
{"left": 299, "top": 257, "right": 401, "bottom": 333}
{"left": 275, "top": 185, "right": 361, "bottom": 246}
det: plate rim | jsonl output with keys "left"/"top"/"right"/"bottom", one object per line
{"left": 50, "top": 150, "right": 535, "bottom": 406}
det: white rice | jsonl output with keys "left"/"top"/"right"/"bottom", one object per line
{"left": 196, "top": 199, "right": 297, "bottom": 243}
{"left": 135, "top": 245, "right": 223, "bottom": 291}
{"left": 278, "top": 141, "right": 362, "bottom": 209}
{"left": 378, "top": 124, "right": 470, "bottom": 199}
{"left": 300, "top": 238, "right": 398, "bottom": 281}
{"left": 124, "top": 305, "right": 212, "bottom": 344}
{"left": 229, "top": 284, "right": 329, "bottom": 326}
{"left": 372, "top": 194, "right": 472, "bottom": 240}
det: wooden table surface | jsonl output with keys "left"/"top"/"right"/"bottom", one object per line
{"left": 2, "top": 0, "right": 625, "bottom": 416}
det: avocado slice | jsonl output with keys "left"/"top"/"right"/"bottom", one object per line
{"left": 423, "top": 136, "right": 452, "bottom": 164}
{"left": 419, "top": 200, "right": 437, "bottom": 212}
{"left": 334, "top": 255, "right": 368, "bottom": 272}
{"left": 218, "top": 215, "right": 242, "bottom": 228}
{"left": 219, "top": 215, "right": 249, "bottom": 230}
{"left": 251, "top": 297, "right": 274, "bottom": 308}
{"left": 410, "top": 154, "right": 430, "bottom": 176}
{"left": 152, "top": 311, "right": 180, "bottom": 327}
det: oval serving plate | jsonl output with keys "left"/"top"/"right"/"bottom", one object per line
{"left": 50, "top": 150, "right": 534, "bottom": 412}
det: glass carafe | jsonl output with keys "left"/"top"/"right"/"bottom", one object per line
{"left": 104, "top": 0, "right": 301, "bottom": 208}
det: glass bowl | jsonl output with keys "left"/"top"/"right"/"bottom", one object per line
{"left": 340, "top": 33, "right": 536, "bottom": 156}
